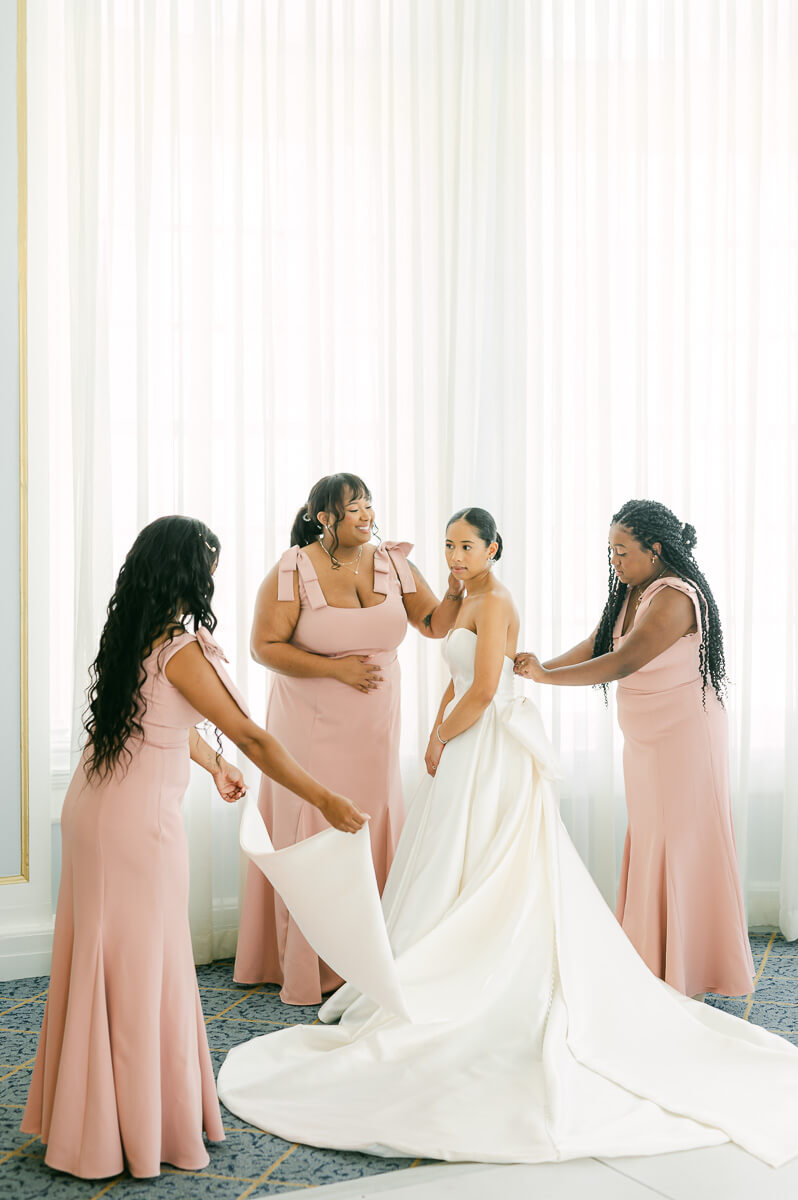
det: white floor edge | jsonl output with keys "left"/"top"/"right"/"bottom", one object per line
{"left": 263, "top": 1157, "right": 669, "bottom": 1199}
{"left": 265, "top": 1145, "right": 798, "bottom": 1200}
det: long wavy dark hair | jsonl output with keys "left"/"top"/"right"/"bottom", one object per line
{"left": 290, "top": 473, "right": 375, "bottom": 563}
{"left": 83, "top": 516, "right": 221, "bottom": 781}
{"left": 593, "top": 499, "right": 728, "bottom": 704}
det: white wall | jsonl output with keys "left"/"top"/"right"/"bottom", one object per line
{"left": 0, "top": 0, "right": 53, "bottom": 980}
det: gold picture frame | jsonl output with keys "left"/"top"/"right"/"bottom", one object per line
{"left": 1, "top": 0, "right": 29, "bottom": 886}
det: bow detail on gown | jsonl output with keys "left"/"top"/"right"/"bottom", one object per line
{"left": 373, "top": 542, "right": 416, "bottom": 595}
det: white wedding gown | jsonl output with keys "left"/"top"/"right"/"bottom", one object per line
{"left": 218, "top": 628, "right": 798, "bottom": 1167}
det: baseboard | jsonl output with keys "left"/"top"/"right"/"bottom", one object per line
{"left": 0, "top": 900, "right": 241, "bottom": 982}
{"left": 0, "top": 893, "right": 786, "bottom": 983}
{"left": 0, "top": 920, "right": 56, "bottom": 982}
{"left": 191, "top": 898, "right": 240, "bottom": 964}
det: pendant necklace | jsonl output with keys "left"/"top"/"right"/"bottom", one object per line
{"left": 631, "top": 567, "right": 664, "bottom": 614}
{"left": 319, "top": 538, "right": 363, "bottom": 575}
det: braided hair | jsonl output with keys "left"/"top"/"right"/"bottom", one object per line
{"left": 593, "top": 499, "right": 728, "bottom": 704}
{"left": 289, "top": 473, "right": 374, "bottom": 564}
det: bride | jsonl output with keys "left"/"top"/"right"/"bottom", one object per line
{"left": 218, "top": 508, "right": 798, "bottom": 1168}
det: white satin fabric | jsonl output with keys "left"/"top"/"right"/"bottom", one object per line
{"left": 238, "top": 803, "right": 409, "bottom": 1020}
{"left": 218, "top": 629, "right": 798, "bottom": 1167}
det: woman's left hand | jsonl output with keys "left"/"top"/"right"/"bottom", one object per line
{"left": 513, "top": 652, "right": 548, "bottom": 683}
{"left": 212, "top": 760, "right": 248, "bottom": 803}
{"left": 425, "top": 734, "right": 445, "bottom": 777}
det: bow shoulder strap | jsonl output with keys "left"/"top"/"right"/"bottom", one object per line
{"left": 277, "top": 546, "right": 327, "bottom": 610}
{"left": 373, "top": 541, "right": 416, "bottom": 595}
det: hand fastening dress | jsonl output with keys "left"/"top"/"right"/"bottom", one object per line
{"left": 613, "top": 577, "right": 754, "bottom": 996}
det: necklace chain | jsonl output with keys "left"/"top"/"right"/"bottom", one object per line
{"left": 319, "top": 537, "right": 363, "bottom": 575}
{"left": 631, "top": 568, "right": 665, "bottom": 612}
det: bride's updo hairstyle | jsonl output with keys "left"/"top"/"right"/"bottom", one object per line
{"left": 446, "top": 507, "right": 503, "bottom": 561}
{"left": 592, "top": 498, "right": 727, "bottom": 705}
{"left": 290, "top": 473, "right": 374, "bottom": 560}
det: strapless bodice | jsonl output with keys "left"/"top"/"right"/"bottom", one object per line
{"left": 443, "top": 627, "right": 517, "bottom": 703}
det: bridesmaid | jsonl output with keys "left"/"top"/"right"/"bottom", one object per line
{"left": 234, "top": 472, "right": 465, "bottom": 1004}
{"left": 514, "top": 499, "right": 754, "bottom": 999}
{"left": 22, "top": 516, "right": 366, "bottom": 1180}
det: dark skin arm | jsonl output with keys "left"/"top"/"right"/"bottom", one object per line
{"left": 402, "top": 562, "right": 464, "bottom": 639}
{"left": 166, "top": 643, "right": 368, "bottom": 832}
{"left": 540, "top": 626, "right": 599, "bottom": 670}
{"left": 515, "top": 589, "right": 695, "bottom": 686}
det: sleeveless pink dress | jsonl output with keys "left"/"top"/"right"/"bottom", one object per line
{"left": 613, "top": 577, "right": 754, "bottom": 996}
{"left": 21, "top": 629, "right": 240, "bottom": 1179}
{"left": 234, "top": 542, "right": 414, "bottom": 1004}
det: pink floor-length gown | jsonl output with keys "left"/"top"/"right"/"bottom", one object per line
{"left": 613, "top": 576, "right": 754, "bottom": 996}
{"left": 234, "top": 541, "right": 413, "bottom": 1004}
{"left": 21, "top": 629, "right": 240, "bottom": 1179}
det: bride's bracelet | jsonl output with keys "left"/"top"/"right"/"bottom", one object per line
{"left": 436, "top": 725, "right": 448, "bottom": 745}
{"left": 445, "top": 592, "right": 464, "bottom": 601}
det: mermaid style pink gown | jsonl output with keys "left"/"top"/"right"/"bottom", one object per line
{"left": 234, "top": 542, "right": 414, "bottom": 1004}
{"left": 21, "top": 629, "right": 242, "bottom": 1179}
{"left": 613, "top": 577, "right": 754, "bottom": 996}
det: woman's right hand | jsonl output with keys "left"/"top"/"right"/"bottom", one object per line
{"left": 332, "top": 655, "right": 384, "bottom": 693}
{"left": 317, "top": 791, "right": 370, "bottom": 833}
{"left": 424, "top": 734, "right": 444, "bottom": 777}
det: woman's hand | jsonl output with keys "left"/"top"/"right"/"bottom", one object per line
{"left": 317, "top": 792, "right": 370, "bottom": 833}
{"left": 211, "top": 759, "right": 248, "bottom": 804}
{"left": 446, "top": 570, "right": 465, "bottom": 600}
{"left": 425, "top": 733, "right": 445, "bottom": 777}
{"left": 513, "top": 652, "right": 548, "bottom": 683}
{"left": 332, "top": 655, "right": 384, "bottom": 694}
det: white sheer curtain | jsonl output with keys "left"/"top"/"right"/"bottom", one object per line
{"left": 33, "top": 0, "right": 798, "bottom": 957}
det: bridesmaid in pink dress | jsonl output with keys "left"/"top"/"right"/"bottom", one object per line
{"left": 234, "top": 473, "right": 465, "bottom": 1004}
{"left": 22, "top": 517, "right": 366, "bottom": 1180}
{"left": 515, "top": 499, "right": 754, "bottom": 998}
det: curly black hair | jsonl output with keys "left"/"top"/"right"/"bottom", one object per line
{"left": 593, "top": 499, "right": 728, "bottom": 704}
{"left": 83, "top": 515, "right": 221, "bottom": 781}
{"left": 290, "top": 473, "right": 374, "bottom": 563}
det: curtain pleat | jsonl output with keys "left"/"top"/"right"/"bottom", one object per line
{"left": 38, "top": 0, "right": 798, "bottom": 954}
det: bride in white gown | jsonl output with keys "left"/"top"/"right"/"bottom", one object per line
{"left": 218, "top": 508, "right": 798, "bottom": 1168}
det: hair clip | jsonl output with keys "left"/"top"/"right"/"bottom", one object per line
{"left": 302, "top": 512, "right": 312, "bottom": 522}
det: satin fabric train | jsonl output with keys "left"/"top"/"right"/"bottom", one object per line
{"left": 218, "top": 628, "right": 798, "bottom": 1168}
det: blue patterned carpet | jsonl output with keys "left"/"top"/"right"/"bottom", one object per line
{"left": 1, "top": 932, "right": 797, "bottom": 1199}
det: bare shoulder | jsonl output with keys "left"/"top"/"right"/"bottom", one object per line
{"left": 475, "top": 586, "right": 516, "bottom": 625}
{"left": 645, "top": 583, "right": 696, "bottom": 632}
{"left": 163, "top": 638, "right": 207, "bottom": 684}
{"left": 256, "top": 560, "right": 286, "bottom": 603}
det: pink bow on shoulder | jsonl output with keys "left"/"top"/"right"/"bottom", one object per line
{"left": 373, "top": 542, "right": 416, "bottom": 595}
{"left": 196, "top": 625, "right": 228, "bottom": 662}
